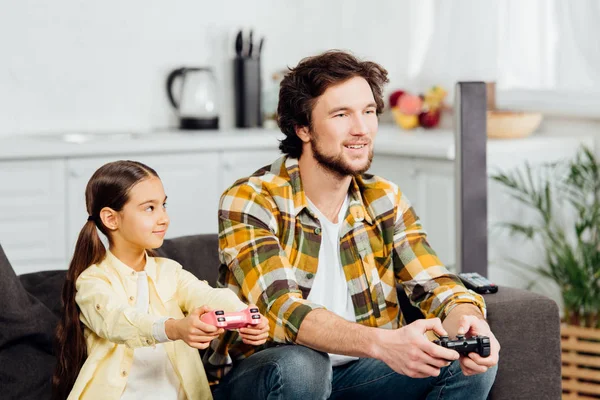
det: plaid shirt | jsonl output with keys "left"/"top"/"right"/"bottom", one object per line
{"left": 204, "top": 156, "right": 486, "bottom": 381}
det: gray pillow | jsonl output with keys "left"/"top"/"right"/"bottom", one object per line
{"left": 0, "top": 244, "right": 58, "bottom": 400}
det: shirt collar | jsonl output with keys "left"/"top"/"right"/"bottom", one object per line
{"left": 282, "top": 156, "right": 373, "bottom": 225}
{"left": 105, "top": 249, "right": 157, "bottom": 282}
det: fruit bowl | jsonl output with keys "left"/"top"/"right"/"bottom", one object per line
{"left": 486, "top": 110, "right": 543, "bottom": 139}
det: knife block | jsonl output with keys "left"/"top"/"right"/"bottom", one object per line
{"left": 233, "top": 57, "right": 262, "bottom": 128}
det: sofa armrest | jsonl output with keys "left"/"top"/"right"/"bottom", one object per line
{"left": 484, "top": 287, "right": 561, "bottom": 400}
{"left": 396, "top": 286, "right": 561, "bottom": 400}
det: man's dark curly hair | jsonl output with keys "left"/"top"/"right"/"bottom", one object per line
{"left": 277, "top": 50, "right": 389, "bottom": 159}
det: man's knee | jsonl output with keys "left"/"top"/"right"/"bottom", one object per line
{"left": 269, "top": 345, "right": 332, "bottom": 398}
{"left": 451, "top": 362, "right": 498, "bottom": 397}
{"left": 474, "top": 364, "right": 498, "bottom": 392}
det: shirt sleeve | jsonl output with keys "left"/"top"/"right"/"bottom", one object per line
{"left": 153, "top": 317, "right": 172, "bottom": 343}
{"left": 393, "top": 191, "right": 487, "bottom": 320}
{"left": 75, "top": 269, "right": 164, "bottom": 349}
{"left": 218, "top": 183, "right": 324, "bottom": 344}
{"left": 176, "top": 266, "right": 248, "bottom": 314}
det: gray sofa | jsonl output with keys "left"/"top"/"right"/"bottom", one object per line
{"left": 0, "top": 234, "right": 562, "bottom": 399}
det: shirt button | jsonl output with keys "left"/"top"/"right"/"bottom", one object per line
{"left": 131, "top": 271, "right": 136, "bottom": 276}
{"left": 306, "top": 273, "right": 314, "bottom": 279}
{"left": 95, "top": 304, "right": 101, "bottom": 310}
{"left": 129, "top": 296, "right": 135, "bottom": 302}
{"left": 146, "top": 339, "right": 152, "bottom": 345}
{"left": 314, "top": 227, "right": 321, "bottom": 235}
{"left": 122, "top": 370, "right": 127, "bottom": 377}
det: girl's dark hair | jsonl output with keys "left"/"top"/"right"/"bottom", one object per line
{"left": 52, "top": 160, "right": 158, "bottom": 400}
{"left": 277, "top": 50, "right": 389, "bottom": 158}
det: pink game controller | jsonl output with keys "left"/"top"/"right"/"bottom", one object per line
{"left": 200, "top": 306, "right": 262, "bottom": 329}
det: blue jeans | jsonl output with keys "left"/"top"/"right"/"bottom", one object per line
{"left": 211, "top": 345, "right": 497, "bottom": 400}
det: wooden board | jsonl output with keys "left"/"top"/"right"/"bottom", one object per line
{"left": 561, "top": 325, "right": 600, "bottom": 399}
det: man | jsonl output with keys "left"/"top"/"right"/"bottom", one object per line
{"left": 207, "top": 50, "right": 499, "bottom": 399}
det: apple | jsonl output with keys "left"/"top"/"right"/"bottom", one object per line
{"left": 418, "top": 108, "right": 441, "bottom": 128}
{"left": 389, "top": 90, "right": 405, "bottom": 108}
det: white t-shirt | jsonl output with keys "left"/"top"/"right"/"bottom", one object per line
{"left": 120, "top": 271, "right": 184, "bottom": 400}
{"left": 306, "top": 195, "right": 359, "bottom": 366}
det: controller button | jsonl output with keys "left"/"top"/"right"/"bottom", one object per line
{"left": 217, "top": 317, "right": 226, "bottom": 322}
{"left": 250, "top": 308, "right": 259, "bottom": 313}
{"left": 252, "top": 315, "right": 261, "bottom": 319}
{"left": 215, "top": 310, "right": 225, "bottom": 315}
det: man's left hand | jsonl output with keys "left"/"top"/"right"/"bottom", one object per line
{"left": 456, "top": 315, "right": 500, "bottom": 376}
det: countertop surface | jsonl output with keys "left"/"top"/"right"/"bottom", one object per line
{"left": 0, "top": 125, "right": 594, "bottom": 161}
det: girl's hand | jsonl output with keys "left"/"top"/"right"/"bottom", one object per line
{"left": 239, "top": 313, "right": 270, "bottom": 346}
{"left": 165, "top": 305, "right": 224, "bottom": 349}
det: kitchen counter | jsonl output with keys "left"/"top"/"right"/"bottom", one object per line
{"left": 0, "top": 125, "right": 594, "bottom": 161}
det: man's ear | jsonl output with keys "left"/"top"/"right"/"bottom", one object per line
{"left": 99, "top": 207, "right": 119, "bottom": 231}
{"left": 295, "top": 125, "right": 311, "bottom": 143}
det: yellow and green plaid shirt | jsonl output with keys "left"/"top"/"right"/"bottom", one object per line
{"left": 204, "top": 155, "right": 486, "bottom": 381}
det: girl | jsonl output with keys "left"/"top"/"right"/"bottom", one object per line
{"left": 52, "top": 160, "right": 269, "bottom": 400}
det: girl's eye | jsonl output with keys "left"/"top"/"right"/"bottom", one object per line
{"left": 163, "top": 202, "right": 168, "bottom": 209}
{"left": 145, "top": 205, "right": 154, "bottom": 212}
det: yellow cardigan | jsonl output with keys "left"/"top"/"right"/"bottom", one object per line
{"left": 68, "top": 250, "right": 245, "bottom": 400}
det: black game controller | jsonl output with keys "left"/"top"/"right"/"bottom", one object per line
{"left": 433, "top": 335, "right": 491, "bottom": 357}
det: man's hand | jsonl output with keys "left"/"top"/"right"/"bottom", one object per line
{"left": 165, "top": 305, "right": 224, "bottom": 349}
{"left": 373, "top": 318, "right": 460, "bottom": 378}
{"left": 239, "top": 311, "right": 270, "bottom": 346}
{"left": 455, "top": 315, "right": 500, "bottom": 376}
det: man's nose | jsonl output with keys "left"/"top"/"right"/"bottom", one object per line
{"left": 350, "top": 114, "right": 369, "bottom": 136}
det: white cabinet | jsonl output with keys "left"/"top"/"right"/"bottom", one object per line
{"left": 220, "top": 149, "right": 282, "bottom": 192}
{"left": 64, "top": 149, "right": 280, "bottom": 261}
{"left": 369, "top": 156, "right": 455, "bottom": 266}
{"left": 0, "top": 159, "right": 67, "bottom": 273}
{"left": 411, "top": 159, "right": 455, "bottom": 267}
{"left": 65, "top": 153, "right": 222, "bottom": 258}
{"left": 1, "top": 149, "right": 281, "bottom": 275}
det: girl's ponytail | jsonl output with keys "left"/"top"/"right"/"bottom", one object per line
{"left": 52, "top": 220, "right": 106, "bottom": 400}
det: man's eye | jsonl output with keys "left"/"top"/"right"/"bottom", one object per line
{"left": 366, "top": 109, "right": 375, "bottom": 114}
{"left": 335, "top": 113, "right": 347, "bottom": 118}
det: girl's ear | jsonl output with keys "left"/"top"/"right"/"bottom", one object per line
{"left": 295, "top": 125, "right": 311, "bottom": 143}
{"left": 99, "top": 207, "right": 119, "bottom": 231}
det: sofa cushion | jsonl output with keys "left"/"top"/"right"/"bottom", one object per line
{"left": 0, "top": 244, "right": 57, "bottom": 400}
{"left": 156, "top": 234, "right": 220, "bottom": 285}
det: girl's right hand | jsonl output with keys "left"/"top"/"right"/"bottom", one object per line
{"left": 165, "top": 305, "right": 224, "bottom": 349}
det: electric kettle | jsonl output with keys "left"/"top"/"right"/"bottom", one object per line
{"left": 166, "top": 67, "right": 219, "bottom": 130}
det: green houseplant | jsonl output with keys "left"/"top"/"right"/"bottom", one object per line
{"left": 491, "top": 146, "right": 600, "bottom": 328}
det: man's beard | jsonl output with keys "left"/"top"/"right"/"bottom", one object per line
{"left": 310, "top": 136, "right": 373, "bottom": 177}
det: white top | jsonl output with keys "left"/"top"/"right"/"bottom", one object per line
{"left": 306, "top": 195, "right": 359, "bottom": 366}
{"left": 120, "top": 271, "right": 184, "bottom": 400}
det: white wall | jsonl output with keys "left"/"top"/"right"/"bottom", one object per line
{"left": 0, "top": 0, "right": 419, "bottom": 136}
